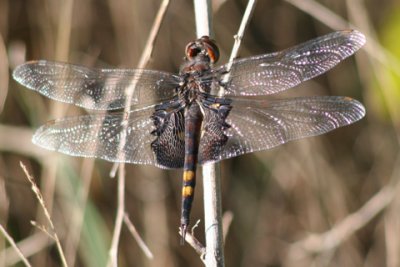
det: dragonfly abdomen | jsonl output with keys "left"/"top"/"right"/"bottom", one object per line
{"left": 180, "top": 102, "right": 203, "bottom": 240}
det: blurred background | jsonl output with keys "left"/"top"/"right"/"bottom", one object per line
{"left": 0, "top": 0, "right": 399, "bottom": 266}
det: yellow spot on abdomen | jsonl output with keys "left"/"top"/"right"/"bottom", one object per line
{"left": 183, "top": 170, "right": 195, "bottom": 182}
{"left": 182, "top": 186, "right": 194, "bottom": 197}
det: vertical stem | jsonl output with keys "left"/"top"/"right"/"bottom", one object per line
{"left": 202, "top": 163, "right": 224, "bottom": 267}
{"left": 193, "top": 0, "right": 225, "bottom": 266}
{"left": 194, "top": 0, "right": 212, "bottom": 37}
{"left": 106, "top": 164, "right": 125, "bottom": 267}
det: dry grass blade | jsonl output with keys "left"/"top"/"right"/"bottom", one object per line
{"left": 289, "top": 152, "right": 400, "bottom": 261}
{"left": 106, "top": 0, "right": 170, "bottom": 265}
{"left": 19, "top": 162, "right": 68, "bottom": 267}
{"left": 137, "top": 0, "right": 170, "bottom": 68}
{"left": 0, "top": 33, "right": 9, "bottom": 114}
{"left": 221, "top": 0, "right": 258, "bottom": 89}
{"left": 123, "top": 214, "right": 153, "bottom": 259}
{"left": 0, "top": 224, "right": 32, "bottom": 267}
{"left": 109, "top": 0, "right": 170, "bottom": 177}
{"left": 106, "top": 1, "right": 170, "bottom": 266}
{"left": 0, "top": 125, "right": 45, "bottom": 159}
{"left": 290, "top": 185, "right": 395, "bottom": 255}
{"left": 0, "top": 233, "right": 52, "bottom": 267}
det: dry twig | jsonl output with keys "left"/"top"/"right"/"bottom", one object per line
{"left": 0, "top": 224, "right": 32, "bottom": 267}
{"left": 123, "top": 214, "right": 154, "bottom": 259}
{"left": 20, "top": 162, "right": 68, "bottom": 267}
{"left": 106, "top": 1, "right": 170, "bottom": 266}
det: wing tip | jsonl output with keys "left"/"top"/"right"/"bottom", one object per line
{"left": 343, "top": 29, "right": 366, "bottom": 50}
{"left": 12, "top": 63, "right": 27, "bottom": 85}
{"left": 32, "top": 125, "right": 50, "bottom": 149}
{"left": 12, "top": 60, "right": 45, "bottom": 88}
{"left": 341, "top": 96, "right": 366, "bottom": 122}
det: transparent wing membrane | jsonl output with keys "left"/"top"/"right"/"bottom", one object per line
{"left": 214, "top": 30, "right": 365, "bottom": 96}
{"left": 33, "top": 107, "right": 158, "bottom": 164}
{"left": 210, "top": 96, "right": 365, "bottom": 162}
{"left": 13, "top": 61, "right": 180, "bottom": 110}
{"left": 14, "top": 30, "right": 366, "bottom": 167}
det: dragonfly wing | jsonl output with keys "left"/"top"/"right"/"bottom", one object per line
{"left": 214, "top": 30, "right": 365, "bottom": 96}
{"left": 33, "top": 105, "right": 185, "bottom": 168}
{"left": 199, "top": 96, "right": 365, "bottom": 164}
{"left": 13, "top": 60, "right": 181, "bottom": 110}
{"left": 32, "top": 106, "right": 164, "bottom": 167}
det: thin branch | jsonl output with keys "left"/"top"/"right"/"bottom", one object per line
{"left": 0, "top": 224, "right": 32, "bottom": 267}
{"left": 218, "top": 0, "right": 257, "bottom": 99}
{"left": 137, "top": 0, "right": 170, "bottom": 68}
{"left": 185, "top": 232, "right": 206, "bottom": 261}
{"left": 106, "top": 165, "right": 125, "bottom": 267}
{"left": 184, "top": 220, "right": 206, "bottom": 258}
{"left": 222, "top": 0, "right": 257, "bottom": 85}
{"left": 20, "top": 162, "right": 68, "bottom": 267}
{"left": 289, "top": 153, "right": 400, "bottom": 256}
{"left": 106, "top": 1, "right": 170, "bottom": 266}
{"left": 123, "top": 214, "right": 153, "bottom": 259}
{"left": 290, "top": 185, "right": 394, "bottom": 254}
{"left": 109, "top": 0, "right": 170, "bottom": 178}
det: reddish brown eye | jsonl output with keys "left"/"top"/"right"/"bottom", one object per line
{"left": 185, "top": 42, "right": 200, "bottom": 60}
{"left": 185, "top": 36, "right": 220, "bottom": 63}
{"left": 199, "top": 36, "right": 219, "bottom": 63}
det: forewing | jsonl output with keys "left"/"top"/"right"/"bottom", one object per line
{"left": 13, "top": 60, "right": 181, "bottom": 110}
{"left": 214, "top": 30, "right": 365, "bottom": 96}
{"left": 200, "top": 96, "right": 365, "bottom": 163}
{"left": 33, "top": 107, "right": 159, "bottom": 165}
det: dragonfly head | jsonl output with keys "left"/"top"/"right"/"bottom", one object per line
{"left": 185, "top": 36, "right": 219, "bottom": 64}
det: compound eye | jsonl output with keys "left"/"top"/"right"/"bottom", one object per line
{"left": 199, "top": 36, "right": 220, "bottom": 63}
{"left": 185, "top": 42, "right": 200, "bottom": 60}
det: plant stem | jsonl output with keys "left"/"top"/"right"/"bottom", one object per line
{"left": 194, "top": 0, "right": 225, "bottom": 266}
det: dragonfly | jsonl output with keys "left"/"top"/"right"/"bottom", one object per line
{"left": 13, "top": 30, "right": 366, "bottom": 241}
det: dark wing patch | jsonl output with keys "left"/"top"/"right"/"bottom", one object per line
{"left": 151, "top": 108, "right": 185, "bottom": 169}
{"left": 198, "top": 101, "right": 232, "bottom": 164}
